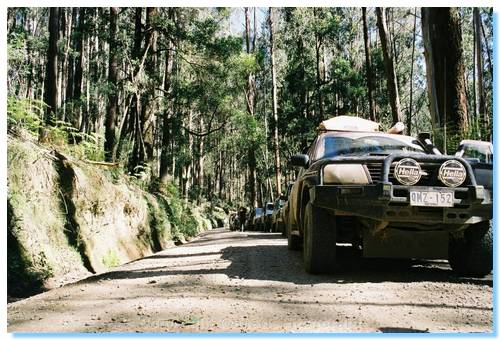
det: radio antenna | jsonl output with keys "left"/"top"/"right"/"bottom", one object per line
{"left": 443, "top": 57, "right": 447, "bottom": 155}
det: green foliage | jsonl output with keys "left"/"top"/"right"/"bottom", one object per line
{"left": 179, "top": 207, "right": 199, "bottom": 237}
{"left": 231, "top": 53, "right": 259, "bottom": 75}
{"left": 129, "top": 163, "right": 153, "bottom": 189}
{"left": 432, "top": 117, "right": 492, "bottom": 155}
{"left": 8, "top": 96, "right": 105, "bottom": 161}
{"left": 148, "top": 177, "right": 210, "bottom": 242}
{"left": 145, "top": 194, "right": 169, "bottom": 243}
{"left": 77, "top": 133, "right": 105, "bottom": 161}
{"left": 149, "top": 180, "right": 200, "bottom": 239}
{"left": 101, "top": 249, "right": 120, "bottom": 268}
{"left": 7, "top": 97, "right": 45, "bottom": 134}
{"left": 48, "top": 122, "right": 105, "bottom": 162}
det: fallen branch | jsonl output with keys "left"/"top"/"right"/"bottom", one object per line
{"left": 182, "top": 122, "right": 227, "bottom": 138}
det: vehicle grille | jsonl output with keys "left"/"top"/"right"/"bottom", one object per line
{"left": 365, "top": 163, "right": 383, "bottom": 182}
{"left": 366, "top": 161, "right": 465, "bottom": 187}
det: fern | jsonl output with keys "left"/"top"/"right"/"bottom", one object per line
{"left": 7, "top": 97, "right": 45, "bottom": 134}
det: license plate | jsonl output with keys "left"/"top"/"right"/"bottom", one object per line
{"left": 409, "top": 190, "right": 454, "bottom": 207}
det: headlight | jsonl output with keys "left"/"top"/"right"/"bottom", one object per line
{"left": 323, "top": 164, "right": 370, "bottom": 184}
{"left": 438, "top": 160, "right": 466, "bottom": 187}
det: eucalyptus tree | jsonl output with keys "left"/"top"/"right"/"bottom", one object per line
{"left": 422, "top": 7, "right": 469, "bottom": 150}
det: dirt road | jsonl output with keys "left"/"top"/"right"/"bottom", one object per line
{"left": 7, "top": 228, "right": 493, "bottom": 333}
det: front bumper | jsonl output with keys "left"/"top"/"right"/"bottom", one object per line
{"left": 309, "top": 182, "right": 492, "bottom": 225}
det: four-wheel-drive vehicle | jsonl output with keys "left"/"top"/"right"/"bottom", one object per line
{"left": 274, "top": 181, "right": 295, "bottom": 234}
{"left": 262, "top": 202, "right": 274, "bottom": 231}
{"left": 455, "top": 140, "right": 493, "bottom": 164}
{"left": 287, "top": 115, "right": 492, "bottom": 277}
{"left": 246, "top": 207, "right": 264, "bottom": 231}
{"left": 271, "top": 196, "right": 286, "bottom": 232}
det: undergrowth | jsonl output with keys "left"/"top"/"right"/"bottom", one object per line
{"left": 7, "top": 97, "right": 105, "bottom": 161}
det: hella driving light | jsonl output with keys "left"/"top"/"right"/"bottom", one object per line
{"left": 323, "top": 164, "right": 370, "bottom": 184}
{"left": 438, "top": 160, "right": 466, "bottom": 187}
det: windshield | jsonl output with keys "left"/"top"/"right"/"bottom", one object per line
{"left": 316, "top": 135, "right": 425, "bottom": 159}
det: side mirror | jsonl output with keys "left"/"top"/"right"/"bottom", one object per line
{"left": 291, "top": 154, "right": 309, "bottom": 168}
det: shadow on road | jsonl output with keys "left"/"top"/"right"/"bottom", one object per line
{"left": 218, "top": 244, "right": 493, "bottom": 286}
{"left": 81, "top": 234, "right": 492, "bottom": 288}
{"left": 378, "top": 327, "right": 429, "bottom": 333}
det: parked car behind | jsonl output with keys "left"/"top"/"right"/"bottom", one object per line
{"left": 277, "top": 182, "right": 294, "bottom": 235}
{"left": 271, "top": 197, "right": 286, "bottom": 233}
{"left": 246, "top": 207, "right": 263, "bottom": 231}
{"left": 262, "top": 202, "right": 274, "bottom": 232}
{"left": 455, "top": 139, "right": 493, "bottom": 164}
{"left": 455, "top": 139, "right": 493, "bottom": 197}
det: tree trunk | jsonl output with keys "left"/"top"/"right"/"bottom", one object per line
{"left": 65, "top": 8, "right": 77, "bottom": 108}
{"left": 480, "top": 18, "right": 493, "bottom": 79}
{"left": 104, "top": 7, "right": 118, "bottom": 162}
{"left": 160, "top": 11, "right": 175, "bottom": 184}
{"left": 313, "top": 8, "right": 325, "bottom": 121}
{"left": 73, "top": 8, "right": 85, "bottom": 130}
{"left": 24, "top": 14, "right": 34, "bottom": 100}
{"left": 128, "top": 8, "right": 145, "bottom": 173}
{"left": 218, "top": 149, "right": 224, "bottom": 200}
{"left": 474, "top": 8, "right": 487, "bottom": 126}
{"left": 61, "top": 8, "right": 73, "bottom": 121}
{"left": 407, "top": 7, "right": 417, "bottom": 135}
{"left": 362, "top": 8, "right": 376, "bottom": 121}
{"left": 42, "top": 7, "right": 59, "bottom": 134}
{"left": 57, "top": 8, "right": 65, "bottom": 116}
{"left": 82, "top": 31, "right": 90, "bottom": 134}
{"left": 7, "top": 8, "right": 17, "bottom": 34}
{"left": 245, "top": 7, "right": 257, "bottom": 208}
{"left": 140, "top": 7, "right": 158, "bottom": 161}
{"left": 421, "top": 7, "right": 469, "bottom": 143}
{"left": 269, "top": 8, "right": 282, "bottom": 196}
{"left": 198, "top": 117, "right": 205, "bottom": 203}
{"left": 376, "top": 7, "right": 402, "bottom": 125}
{"left": 184, "top": 110, "right": 194, "bottom": 198}
{"left": 127, "top": 7, "right": 142, "bottom": 136}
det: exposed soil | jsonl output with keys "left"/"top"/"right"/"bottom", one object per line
{"left": 7, "top": 228, "right": 493, "bottom": 333}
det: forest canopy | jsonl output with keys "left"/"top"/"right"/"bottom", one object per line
{"left": 7, "top": 7, "right": 493, "bottom": 208}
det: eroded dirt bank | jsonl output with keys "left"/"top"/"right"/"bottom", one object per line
{"left": 7, "top": 136, "right": 225, "bottom": 297}
{"left": 7, "top": 228, "right": 492, "bottom": 333}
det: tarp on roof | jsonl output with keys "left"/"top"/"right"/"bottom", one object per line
{"left": 318, "top": 115, "right": 380, "bottom": 132}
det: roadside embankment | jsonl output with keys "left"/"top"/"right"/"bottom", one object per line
{"left": 7, "top": 135, "right": 227, "bottom": 298}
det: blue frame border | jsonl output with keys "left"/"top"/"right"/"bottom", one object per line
{"left": 8, "top": 8, "right": 499, "bottom": 340}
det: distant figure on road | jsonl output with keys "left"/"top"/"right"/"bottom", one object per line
{"left": 238, "top": 207, "right": 247, "bottom": 232}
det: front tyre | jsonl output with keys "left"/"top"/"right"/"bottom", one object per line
{"left": 448, "top": 220, "right": 492, "bottom": 277}
{"left": 303, "top": 202, "right": 336, "bottom": 274}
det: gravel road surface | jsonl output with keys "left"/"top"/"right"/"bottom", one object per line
{"left": 7, "top": 228, "right": 493, "bottom": 333}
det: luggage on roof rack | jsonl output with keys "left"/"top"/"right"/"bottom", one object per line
{"left": 318, "top": 115, "right": 380, "bottom": 133}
